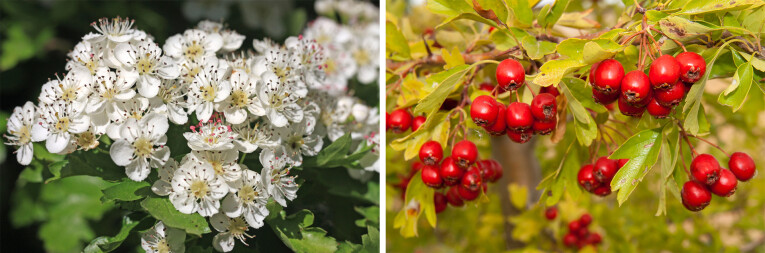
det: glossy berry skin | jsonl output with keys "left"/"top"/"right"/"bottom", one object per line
{"left": 729, "top": 152, "right": 756, "bottom": 181}
{"left": 575, "top": 227, "right": 589, "bottom": 238}
{"left": 545, "top": 207, "right": 558, "bottom": 220}
{"left": 411, "top": 116, "right": 426, "bottom": 132}
{"left": 591, "top": 59, "right": 625, "bottom": 95}
{"left": 461, "top": 166, "right": 483, "bottom": 191}
{"left": 654, "top": 80, "right": 685, "bottom": 107}
{"left": 507, "top": 130, "right": 532, "bottom": 144}
{"left": 484, "top": 102, "right": 507, "bottom": 136}
{"left": 618, "top": 97, "right": 646, "bottom": 117}
{"left": 593, "top": 156, "right": 619, "bottom": 183}
{"left": 479, "top": 82, "right": 495, "bottom": 92}
{"left": 419, "top": 141, "right": 443, "bottom": 166}
{"left": 681, "top": 181, "right": 712, "bottom": 211}
{"left": 532, "top": 117, "right": 556, "bottom": 135}
{"left": 580, "top": 214, "right": 593, "bottom": 226}
{"left": 446, "top": 187, "right": 464, "bottom": 207}
{"left": 647, "top": 98, "right": 672, "bottom": 118}
{"left": 593, "top": 185, "right": 612, "bottom": 196}
{"left": 470, "top": 95, "right": 499, "bottom": 127}
{"left": 457, "top": 185, "right": 480, "bottom": 201}
{"left": 578, "top": 164, "right": 601, "bottom": 192}
{"left": 385, "top": 112, "right": 390, "bottom": 131}
{"left": 649, "top": 54, "right": 681, "bottom": 90}
{"left": 588, "top": 61, "right": 601, "bottom": 84}
{"left": 477, "top": 159, "right": 502, "bottom": 183}
{"left": 620, "top": 70, "right": 652, "bottom": 106}
{"left": 540, "top": 86, "right": 560, "bottom": 97}
{"left": 618, "top": 159, "right": 629, "bottom": 168}
{"left": 593, "top": 88, "right": 619, "bottom": 104}
{"left": 563, "top": 233, "right": 578, "bottom": 248}
{"left": 676, "top": 52, "right": 706, "bottom": 83}
{"left": 691, "top": 154, "right": 721, "bottom": 186}
{"left": 421, "top": 165, "right": 443, "bottom": 188}
{"left": 389, "top": 109, "right": 413, "bottom": 133}
{"left": 585, "top": 233, "right": 603, "bottom": 245}
{"left": 452, "top": 140, "right": 478, "bottom": 169}
{"left": 710, "top": 169, "right": 737, "bottom": 197}
{"left": 434, "top": 192, "right": 447, "bottom": 213}
{"left": 531, "top": 93, "right": 557, "bottom": 121}
{"left": 568, "top": 220, "right": 582, "bottom": 232}
{"left": 505, "top": 102, "right": 534, "bottom": 131}
{"left": 496, "top": 59, "right": 526, "bottom": 91}
{"left": 440, "top": 157, "right": 464, "bottom": 186}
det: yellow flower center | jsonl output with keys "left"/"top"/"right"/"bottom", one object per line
{"left": 201, "top": 85, "right": 217, "bottom": 102}
{"left": 133, "top": 137, "right": 153, "bottom": 158}
{"left": 239, "top": 186, "right": 260, "bottom": 203}
{"left": 353, "top": 49, "right": 369, "bottom": 65}
{"left": 137, "top": 57, "right": 155, "bottom": 75}
{"left": 55, "top": 116, "right": 70, "bottom": 132}
{"left": 60, "top": 84, "right": 78, "bottom": 102}
{"left": 324, "top": 59, "right": 337, "bottom": 74}
{"left": 184, "top": 42, "right": 204, "bottom": 60}
{"left": 211, "top": 160, "right": 224, "bottom": 176}
{"left": 190, "top": 180, "right": 209, "bottom": 198}
{"left": 155, "top": 239, "right": 171, "bottom": 253}
{"left": 228, "top": 217, "right": 249, "bottom": 236}
{"left": 76, "top": 131, "right": 99, "bottom": 150}
{"left": 11, "top": 126, "right": 32, "bottom": 144}
{"left": 231, "top": 90, "right": 249, "bottom": 108}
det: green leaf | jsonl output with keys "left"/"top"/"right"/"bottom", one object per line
{"left": 582, "top": 41, "right": 620, "bottom": 65}
{"left": 658, "top": 16, "right": 715, "bottom": 41}
{"left": 18, "top": 161, "right": 44, "bottom": 184}
{"left": 683, "top": 40, "right": 738, "bottom": 135}
{"left": 427, "top": 0, "right": 473, "bottom": 16}
{"left": 314, "top": 167, "right": 379, "bottom": 204}
{"left": 475, "top": 0, "right": 509, "bottom": 26}
{"left": 656, "top": 125, "right": 680, "bottom": 216}
{"left": 718, "top": 56, "right": 754, "bottom": 111}
{"left": 393, "top": 170, "right": 435, "bottom": 237}
{"left": 506, "top": 0, "right": 533, "bottom": 26}
{"left": 679, "top": 0, "right": 763, "bottom": 15}
{"left": 84, "top": 215, "right": 148, "bottom": 253}
{"left": 521, "top": 35, "right": 557, "bottom": 60}
{"left": 266, "top": 202, "right": 338, "bottom": 253}
{"left": 608, "top": 128, "right": 662, "bottom": 205}
{"left": 559, "top": 78, "right": 598, "bottom": 146}
{"left": 359, "top": 226, "right": 380, "bottom": 252}
{"left": 354, "top": 206, "right": 380, "bottom": 228}
{"left": 140, "top": 197, "right": 211, "bottom": 236}
{"left": 414, "top": 64, "right": 470, "bottom": 115}
{"left": 533, "top": 59, "right": 585, "bottom": 87}
{"left": 101, "top": 180, "right": 151, "bottom": 202}
{"left": 317, "top": 134, "right": 352, "bottom": 166}
{"left": 434, "top": 12, "right": 500, "bottom": 30}
{"left": 56, "top": 151, "right": 125, "bottom": 182}
{"left": 538, "top": 0, "right": 571, "bottom": 29}
{"left": 386, "top": 21, "right": 411, "bottom": 61}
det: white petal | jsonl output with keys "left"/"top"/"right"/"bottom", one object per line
{"left": 68, "top": 115, "right": 90, "bottom": 134}
{"left": 157, "top": 57, "right": 180, "bottom": 79}
{"left": 223, "top": 108, "right": 247, "bottom": 124}
{"left": 203, "top": 32, "right": 224, "bottom": 53}
{"left": 169, "top": 192, "right": 197, "bottom": 214}
{"left": 137, "top": 75, "right": 161, "bottom": 98}
{"left": 162, "top": 34, "right": 183, "bottom": 58}
{"left": 268, "top": 109, "right": 288, "bottom": 127}
{"left": 151, "top": 180, "right": 172, "bottom": 196}
{"left": 210, "top": 213, "right": 230, "bottom": 232}
{"left": 31, "top": 122, "right": 49, "bottom": 142}
{"left": 45, "top": 133, "right": 70, "bottom": 153}
{"left": 213, "top": 233, "right": 235, "bottom": 252}
{"left": 125, "top": 158, "right": 150, "bottom": 181}
{"left": 221, "top": 193, "right": 243, "bottom": 218}
{"left": 198, "top": 197, "right": 220, "bottom": 217}
{"left": 143, "top": 113, "right": 169, "bottom": 139}
{"left": 110, "top": 140, "right": 135, "bottom": 166}
{"left": 196, "top": 102, "right": 214, "bottom": 122}
{"left": 114, "top": 43, "right": 136, "bottom": 66}
{"left": 16, "top": 143, "right": 33, "bottom": 165}
{"left": 357, "top": 66, "right": 377, "bottom": 83}
{"left": 214, "top": 81, "right": 231, "bottom": 102}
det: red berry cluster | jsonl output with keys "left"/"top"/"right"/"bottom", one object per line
{"left": 681, "top": 152, "right": 756, "bottom": 211}
{"left": 577, "top": 156, "right": 628, "bottom": 196}
{"left": 470, "top": 59, "right": 559, "bottom": 144}
{"left": 562, "top": 214, "right": 602, "bottom": 249}
{"left": 589, "top": 52, "right": 706, "bottom": 118}
{"left": 386, "top": 109, "right": 426, "bottom": 133}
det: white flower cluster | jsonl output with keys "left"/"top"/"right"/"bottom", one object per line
{"left": 4, "top": 14, "right": 379, "bottom": 252}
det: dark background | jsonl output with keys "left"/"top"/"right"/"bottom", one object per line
{"left": 0, "top": 0, "right": 379, "bottom": 252}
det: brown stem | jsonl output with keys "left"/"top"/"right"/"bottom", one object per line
{"left": 690, "top": 135, "right": 730, "bottom": 157}
{"left": 651, "top": 27, "right": 687, "bottom": 52}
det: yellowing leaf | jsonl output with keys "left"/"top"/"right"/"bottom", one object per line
{"left": 557, "top": 9, "right": 600, "bottom": 29}
{"left": 508, "top": 183, "right": 528, "bottom": 209}
{"left": 441, "top": 47, "right": 465, "bottom": 69}
{"left": 679, "top": 0, "right": 764, "bottom": 15}
{"left": 533, "top": 59, "right": 585, "bottom": 87}
{"left": 386, "top": 21, "right": 411, "bottom": 60}
{"left": 659, "top": 16, "right": 715, "bottom": 41}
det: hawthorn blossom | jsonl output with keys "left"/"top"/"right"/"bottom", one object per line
{"left": 163, "top": 29, "right": 223, "bottom": 63}
{"left": 187, "top": 59, "right": 231, "bottom": 122}
{"left": 250, "top": 71, "right": 306, "bottom": 127}
{"left": 141, "top": 221, "right": 186, "bottom": 253}
{"left": 109, "top": 113, "right": 170, "bottom": 181}
{"left": 114, "top": 40, "right": 180, "bottom": 98}
{"left": 88, "top": 67, "right": 137, "bottom": 133}
{"left": 106, "top": 97, "right": 158, "bottom": 139}
{"left": 188, "top": 150, "right": 242, "bottom": 190}
{"left": 210, "top": 213, "right": 254, "bottom": 252}
{"left": 153, "top": 79, "right": 189, "bottom": 125}
{"left": 152, "top": 158, "right": 180, "bottom": 196}
{"left": 38, "top": 68, "right": 93, "bottom": 111}
{"left": 197, "top": 20, "right": 245, "bottom": 52}
{"left": 183, "top": 117, "right": 238, "bottom": 151}
{"left": 4, "top": 102, "right": 41, "bottom": 165}
{"left": 33, "top": 101, "right": 90, "bottom": 153}
{"left": 221, "top": 168, "right": 269, "bottom": 228}
{"left": 170, "top": 159, "right": 228, "bottom": 217}
{"left": 349, "top": 24, "right": 379, "bottom": 84}
{"left": 231, "top": 121, "right": 279, "bottom": 153}
{"left": 85, "top": 17, "right": 141, "bottom": 68}
{"left": 66, "top": 41, "right": 104, "bottom": 75}
{"left": 260, "top": 149, "right": 299, "bottom": 207}
{"left": 219, "top": 71, "right": 258, "bottom": 124}
{"left": 285, "top": 36, "right": 325, "bottom": 89}
{"left": 274, "top": 115, "right": 323, "bottom": 166}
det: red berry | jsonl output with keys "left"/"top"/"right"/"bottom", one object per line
{"left": 618, "top": 159, "right": 629, "bottom": 168}
{"left": 545, "top": 207, "right": 558, "bottom": 220}
{"left": 496, "top": 59, "right": 525, "bottom": 91}
{"left": 531, "top": 93, "right": 557, "bottom": 121}
{"left": 563, "top": 233, "right": 578, "bottom": 248}
{"left": 440, "top": 157, "right": 464, "bottom": 186}
{"left": 618, "top": 97, "right": 646, "bottom": 117}
{"left": 532, "top": 117, "right": 556, "bottom": 135}
{"left": 470, "top": 95, "right": 499, "bottom": 127}
{"left": 576, "top": 227, "right": 589, "bottom": 238}
{"left": 676, "top": 52, "right": 706, "bottom": 83}
{"left": 419, "top": 141, "right": 443, "bottom": 166}
{"left": 385, "top": 112, "right": 390, "bottom": 131}
{"left": 540, "top": 86, "right": 560, "bottom": 97}
{"left": 647, "top": 98, "right": 672, "bottom": 118}
{"left": 588, "top": 61, "right": 601, "bottom": 85}
{"left": 452, "top": 140, "right": 478, "bottom": 169}
{"left": 477, "top": 159, "right": 502, "bottom": 183}
{"left": 649, "top": 54, "right": 681, "bottom": 90}
{"left": 421, "top": 165, "right": 443, "bottom": 188}
{"left": 593, "top": 185, "right": 612, "bottom": 196}
{"left": 620, "top": 70, "right": 652, "bottom": 106}
{"left": 585, "top": 233, "right": 603, "bottom": 245}
{"left": 507, "top": 130, "right": 533, "bottom": 144}
{"left": 691, "top": 154, "right": 721, "bottom": 186}
{"left": 654, "top": 80, "right": 685, "bottom": 107}
{"left": 710, "top": 169, "right": 738, "bottom": 197}
{"left": 411, "top": 162, "right": 424, "bottom": 174}
{"left": 411, "top": 116, "right": 426, "bottom": 132}
{"left": 593, "top": 156, "right": 619, "bottom": 183}
{"left": 569, "top": 220, "right": 582, "bottom": 232}
{"left": 579, "top": 214, "right": 592, "bottom": 226}
{"left": 484, "top": 102, "right": 507, "bottom": 136}
{"left": 729, "top": 152, "right": 756, "bottom": 181}
{"left": 591, "top": 59, "right": 625, "bottom": 95}
{"left": 446, "top": 186, "right": 464, "bottom": 207}
{"left": 434, "top": 192, "right": 447, "bottom": 213}
{"left": 457, "top": 185, "right": 480, "bottom": 201}
{"left": 593, "top": 88, "right": 619, "bottom": 104}
{"left": 461, "top": 166, "right": 483, "bottom": 191}
{"left": 578, "top": 164, "right": 601, "bottom": 192}
{"left": 505, "top": 102, "right": 534, "bottom": 131}
{"left": 479, "top": 82, "right": 495, "bottom": 92}
{"left": 681, "top": 181, "right": 712, "bottom": 211}
{"left": 389, "top": 109, "right": 412, "bottom": 133}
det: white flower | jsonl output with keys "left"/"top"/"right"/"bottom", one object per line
{"left": 219, "top": 71, "right": 258, "bottom": 124}
{"left": 86, "top": 17, "right": 141, "bottom": 68}
{"left": 259, "top": 149, "right": 298, "bottom": 207}
{"left": 88, "top": 67, "right": 138, "bottom": 134}
{"left": 114, "top": 40, "right": 180, "bottom": 98}
{"left": 153, "top": 79, "right": 189, "bottom": 125}
{"left": 65, "top": 41, "right": 104, "bottom": 75}
{"left": 197, "top": 20, "right": 245, "bottom": 52}
{"left": 221, "top": 168, "right": 269, "bottom": 228}
{"left": 273, "top": 115, "right": 322, "bottom": 166}
{"left": 110, "top": 113, "right": 170, "bottom": 181}
{"left": 3, "top": 102, "right": 41, "bottom": 165}
{"left": 188, "top": 150, "right": 242, "bottom": 190}
{"left": 285, "top": 36, "right": 325, "bottom": 90}
{"left": 106, "top": 97, "right": 159, "bottom": 139}
{"left": 141, "top": 221, "right": 186, "bottom": 253}
{"left": 187, "top": 59, "right": 231, "bottom": 122}
{"left": 250, "top": 71, "right": 306, "bottom": 127}
{"left": 303, "top": 17, "right": 352, "bottom": 46}
{"left": 349, "top": 24, "right": 379, "bottom": 84}
{"left": 33, "top": 101, "right": 90, "bottom": 153}
{"left": 178, "top": 55, "right": 216, "bottom": 85}
{"left": 183, "top": 117, "right": 238, "bottom": 151}
{"left": 231, "top": 121, "right": 279, "bottom": 153}
{"left": 163, "top": 29, "right": 223, "bottom": 63}
{"left": 210, "top": 213, "right": 254, "bottom": 252}
{"left": 38, "top": 67, "right": 93, "bottom": 111}
{"left": 169, "top": 159, "right": 228, "bottom": 216}
{"left": 152, "top": 158, "right": 180, "bottom": 196}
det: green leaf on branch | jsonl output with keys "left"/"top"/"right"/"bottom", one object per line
{"left": 679, "top": 0, "right": 764, "bottom": 15}
{"left": 54, "top": 151, "right": 125, "bottom": 182}
{"left": 101, "top": 180, "right": 151, "bottom": 202}
{"left": 659, "top": 16, "right": 715, "bottom": 41}
{"left": 537, "top": 0, "right": 571, "bottom": 29}
{"left": 386, "top": 21, "right": 411, "bottom": 61}
{"left": 427, "top": 0, "right": 473, "bottom": 16}
{"left": 608, "top": 128, "right": 662, "bottom": 205}
{"left": 266, "top": 202, "right": 338, "bottom": 253}
{"left": 140, "top": 197, "right": 211, "bottom": 236}
{"left": 474, "top": 0, "right": 510, "bottom": 27}
{"left": 559, "top": 78, "right": 598, "bottom": 146}
{"left": 656, "top": 125, "right": 680, "bottom": 216}
{"left": 718, "top": 55, "right": 754, "bottom": 111}
{"left": 533, "top": 59, "right": 585, "bottom": 87}
{"left": 414, "top": 64, "right": 470, "bottom": 115}
{"left": 506, "top": 0, "right": 533, "bottom": 27}
{"left": 84, "top": 215, "right": 149, "bottom": 253}
{"left": 393, "top": 170, "right": 436, "bottom": 237}
{"left": 317, "top": 134, "right": 352, "bottom": 165}
{"left": 683, "top": 40, "right": 738, "bottom": 135}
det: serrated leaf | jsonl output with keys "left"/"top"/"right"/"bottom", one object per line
{"left": 393, "top": 170, "right": 435, "bottom": 237}
{"left": 266, "top": 202, "right": 338, "bottom": 253}
{"left": 140, "top": 197, "right": 211, "bottom": 236}
{"left": 582, "top": 41, "right": 620, "bottom": 65}
{"left": 474, "top": 0, "right": 510, "bottom": 27}
{"left": 506, "top": 0, "right": 533, "bottom": 27}
{"left": 533, "top": 59, "right": 585, "bottom": 87}
{"left": 101, "top": 180, "right": 151, "bottom": 202}
{"left": 386, "top": 21, "right": 411, "bottom": 60}
{"left": 317, "top": 134, "right": 352, "bottom": 166}
{"left": 413, "top": 65, "right": 470, "bottom": 115}
{"left": 718, "top": 57, "right": 754, "bottom": 111}
{"left": 427, "top": 0, "right": 473, "bottom": 16}
{"left": 559, "top": 78, "right": 598, "bottom": 146}
{"left": 441, "top": 47, "right": 465, "bottom": 69}
{"left": 679, "top": 0, "right": 764, "bottom": 15}
{"left": 608, "top": 128, "right": 662, "bottom": 205}
{"left": 84, "top": 215, "right": 149, "bottom": 253}
{"left": 521, "top": 35, "right": 557, "bottom": 60}
{"left": 659, "top": 16, "right": 715, "bottom": 41}
{"left": 55, "top": 151, "right": 125, "bottom": 182}
{"left": 683, "top": 40, "right": 738, "bottom": 135}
